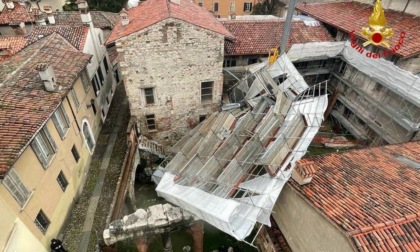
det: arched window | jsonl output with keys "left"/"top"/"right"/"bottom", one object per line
{"left": 82, "top": 119, "right": 95, "bottom": 154}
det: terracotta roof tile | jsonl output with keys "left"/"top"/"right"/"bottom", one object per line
{"left": 0, "top": 36, "right": 26, "bottom": 62}
{"left": 296, "top": 2, "right": 420, "bottom": 58}
{"left": 26, "top": 26, "right": 89, "bottom": 51}
{"left": 0, "top": 33, "right": 91, "bottom": 176}
{"left": 0, "top": 4, "right": 35, "bottom": 25}
{"left": 54, "top": 11, "right": 120, "bottom": 29}
{"left": 221, "top": 20, "right": 333, "bottom": 56}
{"left": 106, "top": 0, "right": 232, "bottom": 44}
{"left": 290, "top": 141, "right": 420, "bottom": 251}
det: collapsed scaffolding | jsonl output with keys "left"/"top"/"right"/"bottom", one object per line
{"left": 153, "top": 54, "right": 329, "bottom": 244}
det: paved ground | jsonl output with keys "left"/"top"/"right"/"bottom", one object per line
{"left": 62, "top": 83, "right": 130, "bottom": 252}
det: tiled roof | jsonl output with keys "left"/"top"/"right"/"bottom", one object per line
{"left": 54, "top": 11, "right": 120, "bottom": 29}
{"left": 0, "top": 33, "right": 91, "bottom": 176}
{"left": 0, "top": 4, "right": 35, "bottom": 25}
{"left": 296, "top": 2, "right": 420, "bottom": 58}
{"left": 26, "top": 26, "right": 89, "bottom": 51}
{"left": 106, "top": 0, "right": 232, "bottom": 44}
{"left": 0, "top": 36, "right": 26, "bottom": 62}
{"left": 221, "top": 20, "right": 333, "bottom": 56}
{"left": 291, "top": 141, "right": 420, "bottom": 251}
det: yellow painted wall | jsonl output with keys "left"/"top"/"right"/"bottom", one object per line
{"left": 0, "top": 74, "right": 102, "bottom": 250}
{"left": 193, "top": 0, "right": 260, "bottom": 18}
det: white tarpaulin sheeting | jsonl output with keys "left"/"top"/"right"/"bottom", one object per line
{"left": 287, "top": 42, "right": 345, "bottom": 62}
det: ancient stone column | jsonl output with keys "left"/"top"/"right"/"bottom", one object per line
{"left": 190, "top": 221, "right": 204, "bottom": 252}
{"left": 136, "top": 237, "right": 148, "bottom": 252}
{"left": 161, "top": 232, "right": 173, "bottom": 252}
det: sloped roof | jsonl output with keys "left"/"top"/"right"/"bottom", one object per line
{"left": 291, "top": 141, "right": 420, "bottom": 251}
{"left": 54, "top": 11, "right": 120, "bottom": 29}
{"left": 26, "top": 26, "right": 89, "bottom": 51}
{"left": 0, "top": 33, "right": 91, "bottom": 176}
{"left": 0, "top": 36, "right": 26, "bottom": 61}
{"left": 222, "top": 20, "right": 333, "bottom": 56}
{"left": 0, "top": 3, "right": 35, "bottom": 25}
{"left": 296, "top": 2, "right": 420, "bottom": 58}
{"left": 106, "top": 0, "right": 232, "bottom": 44}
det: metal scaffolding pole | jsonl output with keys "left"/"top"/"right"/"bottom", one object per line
{"left": 280, "top": 0, "right": 298, "bottom": 55}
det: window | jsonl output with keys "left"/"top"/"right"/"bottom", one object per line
{"left": 70, "top": 88, "right": 80, "bottom": 110}
{"left": 114, "top": 68, "right": 120, "bottom": 83}
{"left": 71, "top": 145, "right": 80, "bottom": 162}
{"left": 57, "top": 171, "right": 68, "bottom": 192}
{"left": 31, "top": 127, "right": 57, "bottom": 168}
{"left": 101, "top": 108, "right": 105, "bottom": 118}
{"left": 198, "top": 2, "right": 202, "bottom": 6}
{"left": 223, "top": 59, "right": 237, "bottom": 67}
{"left": 143, "top": 88, "right": 155, "bottom": 105}
{"left": 201, "top": 81, "right": 213, "bottom": 102}
{"left": 103, "top": 58, "right": 109, "bottom": 73}
{"left": 91, "top": 75, "right": 101, "bottom": 96}
{"left": 90, "top": 99, "right": 97, "bottom": 115}
{"left": 146, "top": 114, "right": 156, "bottom": 130}
{"left": 229, "top": 2, "right": 235, "bottom": 12}
{"left": 2, "top": 169, "right": 30, "bottom": 207}
{"left": 106, "top": 96, "right": 110, "bottom": 105}
{"left": 82, "top": 120, "right": 95, "bottom": 153}
{"left": 97, "top": 67, "right": 104, "bottom": 86}
{"left": 214, "top": 2, "right": 218, "bottom": 11}
{"left": 244, "top": 2, "right": 252, "bottom": 12}
{"left": 81, "top": 71, "right": 90, "bottom": 93}
{"left": 52, "top": 104, "right": 71, "bottom": 139}
{"left": 34, "top": 210, "right": 50, "bottom": 234}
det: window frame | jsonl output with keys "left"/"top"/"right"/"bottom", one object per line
{"left": 31, "top": 127, "right": 57, "bottom": 169}
{"left": 244, "top": 2, "right": 252, "bottom": 12}
{"left": 34, "top": 210, "right": 50, "bottom": 234}
{"left": 57, "top": 171, "right": 68, "bottom": 192}
{"left": 82, "top": 120, "right": 96, "bottom": 154}
{"left": 229, "top": 2, "right": 235, "bottom": 12}
{"left": 143, "top": 87, "right": 155, "bottom": 106}
{"left": 201, "top": 81, "right": 214, "bottom": 103}
{"left": 71, "top": 145, "right": 80, "bottom": 163}
{"left": 214, "top": 2, "right": 219, "bottom": 11}
{"left": 52, "top": 104, "right": 71, "bottom": 139}
{"left": 70, "top": 88, "right": 80, "bottom": 111}
{"left": 146, "top": 114, "right": 157, "bottom": 131}
{"left": 103, "top": 57, "right": 109, "bottom": 73}
{"left": 2, "top": 169, "right": 30, "bottom": 207}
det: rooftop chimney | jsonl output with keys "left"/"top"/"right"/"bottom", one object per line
{"left": 36, "top": 63, "right": 60, "bottom": 92}
{"left": 5, "top": 0, "right": 14, "bottom": 10}
{"left": 43, "top": 6, "right": 55, "bottom": 24}
{"left": 10, "top": 21, "right": 26, "bottom": 35}
{"left": 76, "top": 0, "right": 92, "bottom": 25}
{"left": 33, "top": 8, "right": 47, "bottom": 26}
{"left": 119, "top": 9, "right": 129, "bottom": 26}
{"left": 292, "top": 160, "right": 317, "bottom": 185}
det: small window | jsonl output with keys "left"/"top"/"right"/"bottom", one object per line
{"left": 82, "top": 120, "right": 95, "bottom": 153}
{"left": 114, "top": 68, "right": 120, "bottom": 83}
{"left": 103, "top": 58, "right": 109, "bottom": 73}
{"left": 229, "top": 2, "right": 235, "bottom": 12}
{"left": 31, "top": 127, "right": 57, "bottom": 168}
{"left": 201, "top": 81, "right": 213, "bottom": 103}
{"left": 244, "top": 2, "right": 252, "bottom": 12}
{"left": 71, "top": 145, "right": 80, "bottom": 162}
{"left": 57, "top": 171, "right": 68, "bottom": 192}
{"left": 90, "top": 100, "right": 97, "bottom": 115}
{"left": 143, "top": 88, "right": 155, "bottom": 105}
{"left": 91, "top": 75, "right": 101, "bottom": 96}
{"left": 223, "top": 59, "right": 237, "bottom": 67}
{"left": 97, "top": 67, "right": 104, "bottom": 86}
{"left": 52, "top": 104, "right": 71, "bottom": 139}
{"left": 199, "top": 115, "right": 207, "bottom": 122}
{"left": 34, "top": 210, "right": 50, "bottom": 234}
{"left": 81, "top": 71, "right": 90, "bottom": 93}
{"left": 70, "top": 88, "right": 80, "bottom": 110}
{"left": 146, "top": 114, "right": 156, "bottom": 130}
{"left": 106, "top": 96, "right": 110, "bottom": 105}
{"left": 214, "top": 2, "right": 219, "bottom": 11}
{"left": 198, "top": 2, "right": 202, "bottom": 6}
{"left": 2, "top": 169, "right": 30, "bottom": 207}
{"left": 101, "top": 108, "right": 105, "bottom": 118}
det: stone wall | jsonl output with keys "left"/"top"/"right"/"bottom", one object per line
{"left": 116, "top": 18, "right": 225, "bottom": 145}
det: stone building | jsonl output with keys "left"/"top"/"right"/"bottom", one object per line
{"left": 106, "top": 0, "right": 232, "bottom": 145}
{"left": 272, "top": 141, "right": 420, "bottom": 252}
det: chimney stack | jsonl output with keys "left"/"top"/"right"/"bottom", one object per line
{"left": 36, "top": 63, "right": 60, "bottom": 92}
{"left": 43, "top": 6, "right": 56, "bottom": 24}
{"left": 76, "top": 0, "right": 92, "bottom": 25}
{"left": 33, "top": 8, "right": 47, "bottom": 26}
{"left": 119, "top": 9, "right": 129, "bottom": 26}
{"left": 5, "top": 0, "right": 14, "bottom": 10}
{"left": 10, "top": 21, "right": 26, "bottom": 35}
{"left": 292, "top": 160, "right": 317, "bottom": 185}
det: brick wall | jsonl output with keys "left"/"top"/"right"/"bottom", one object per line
{"left": 116, "top": 18, "right": 225, "bottom": 145}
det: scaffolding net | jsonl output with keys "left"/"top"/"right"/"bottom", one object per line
{"left": 154, "top": 54, "right": 329, "bottom": 242}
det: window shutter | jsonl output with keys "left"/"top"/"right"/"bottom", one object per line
{"left": 3, "top": 169, "right": 30, "bottom": 206}
{"left": 31, "top": 139, "right": 48, "bottom": 168}
{"left": 250, "top": 3, "right": 252, "bottom": 11}
{"left": 51, "top": 113, "right": 64, "bottom": 139}
{"left": 43, "top": 128, "right": 57, "bottom": 153}
{"left": 244, "top": 3, "right": 246, "bottom": 11}
{"left": 62, "top": 106, "right": 71, "bottom": 127}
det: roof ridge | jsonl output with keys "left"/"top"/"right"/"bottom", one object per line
{"left": 348, "top": 212, "right": 420, "bottom": 237}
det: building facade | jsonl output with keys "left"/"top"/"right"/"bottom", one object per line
{"left": 192, "top": 0, "right": 259, "bottom": 18}
{"left": 106, "top": 0, "right": 232, "bottom": 145}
